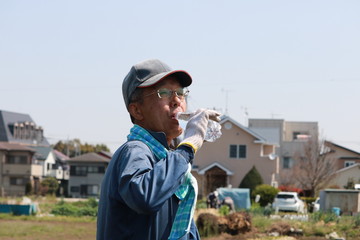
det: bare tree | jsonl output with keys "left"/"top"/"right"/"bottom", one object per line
{"left": 291, "top": 136, "right": 337, "bottom": 197}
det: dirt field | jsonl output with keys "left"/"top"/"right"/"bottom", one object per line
{"left": 0, "top": 219, "right": 96, "bottom": 240}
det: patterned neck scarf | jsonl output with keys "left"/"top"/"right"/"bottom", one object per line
{"left": 128, "top": 125, "right": 198, "bottom": 239}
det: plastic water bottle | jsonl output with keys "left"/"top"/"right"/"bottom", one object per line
{"left": 176, "top": 112, "right": 222, "bottom": 142}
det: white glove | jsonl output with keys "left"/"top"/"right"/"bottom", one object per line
{"left": 178, "top": 109, "right": 221, "bottom": 153}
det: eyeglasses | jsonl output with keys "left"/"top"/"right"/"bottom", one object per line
{"left": 144, "top": 87, "right": 189, "bottom": 100}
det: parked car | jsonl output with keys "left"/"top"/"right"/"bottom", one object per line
{"left": 272, "top": 192, "right": 306, "bottom": 213}
{"left": 312, "top": 197, "right": 320, "bottom": 212}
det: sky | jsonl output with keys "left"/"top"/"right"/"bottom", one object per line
{"left": 1, "top": 1, "right": 359, "bottom": 153}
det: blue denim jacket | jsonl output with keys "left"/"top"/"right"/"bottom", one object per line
{"left": 96, "top": 130, "right": 200, "bottom": 240}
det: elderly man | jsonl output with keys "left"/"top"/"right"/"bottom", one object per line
{"left": 97, "top": 59, "right": 220, "bottom": 240}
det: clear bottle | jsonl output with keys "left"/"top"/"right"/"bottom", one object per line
{"left": 176, "top": 112, "right": 222, "bottom": 142}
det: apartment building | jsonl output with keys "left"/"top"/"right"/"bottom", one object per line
{"left": 248, "top": 118, "right": 318, "bottom": 185}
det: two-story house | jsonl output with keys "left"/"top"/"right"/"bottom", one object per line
{"left": 0, "top": 109, "right": 72, "bottom": 196}
{"left": 193, "top": 116, "right": 279, "bottom": 198}
{"left": 0, "top": 142, "right": 42, "bottom": 196}
{"left": 324, "top": 141, "right": 360, "bottom": 188}
{"left": 67, "top": 152, "right": 110, "bottom": 198}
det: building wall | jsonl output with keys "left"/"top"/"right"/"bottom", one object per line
{"left": 328, "top": 164, "right": 360, "bottom": 188}
{"left": 68, "top": 162, "right": 107, "bottom": 198}
{"left": 43, "top": 152, "right": 56, "bottom": 177}
{"left": 248, "top": 119, "right": 318, "bottom": 185}
{"left": 320, "top": 189, "right": 360, "bottom": 213}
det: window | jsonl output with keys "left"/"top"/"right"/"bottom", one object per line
{"left": 7, "top": 155, "right": 27, "bottom": 164}
{"left": 293, "top": 131, "right": 311, "bottom": 141}
{"left": 70, "top": 186, "right": 80, "bottom": 192}
{"left": 229, "top": 145, "right": 237, "bottom": 158}
{"left": 239, "top": 145, "right": 246, "bottom": 158}
{"left": 79, "top": 184, "right": 99, "bottom": 196}
{"left": 10, "top": 177, "right": 26, "bottom": 186}
{"left": 283, "top": 157, "right": 293, "bottom": 169}
{"left": 98, "top": 166, "right": 105, "bottom": 173}
{"left": 344, "top": 161, "right": 355, "bottom": 168}
{"left": 87, "top": 166, "right": 106, "bottom": 173}
{"left": 229, "top": 144, "right": 247, "bottom": 159}
{"left": 87, "top": 185, "right": 99, "bottom": 195}
{"left": 70, "top": 166, "right": 87, "bottom": 176}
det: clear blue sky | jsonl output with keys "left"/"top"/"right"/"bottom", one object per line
{"left": 1, "top": 1, "right": 359, "bottom": 153}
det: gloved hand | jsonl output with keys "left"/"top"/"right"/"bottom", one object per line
{"left": 178, "top": 109, "right": 221, "bottom": 153}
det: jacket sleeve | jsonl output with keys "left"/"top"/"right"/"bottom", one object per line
{"left": 116, "top": 141, "right": 194, "bottom": 214}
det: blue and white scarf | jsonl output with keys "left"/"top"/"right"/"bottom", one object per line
{"left": 127, "top": 125, "right": 198, "bottom": 240}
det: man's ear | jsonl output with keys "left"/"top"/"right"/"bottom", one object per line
{"left": 128, "top": 103, "right": 144, "bottom": 121}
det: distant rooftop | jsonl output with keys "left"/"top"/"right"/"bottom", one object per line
{"left": 0, "top": 141, "right": 35, "bottom": 152}
{"left": 0, "top": 110, "right": 49, "bottom": 146}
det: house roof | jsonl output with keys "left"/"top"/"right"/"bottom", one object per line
{"left": 0, "top": 110, "right": 49, "bottom": 146}
{"left": 53, "top": 149, "right": 70, "bottom": 161}
{"left": 0, "top": 142, "right": 35, "bottom": 152}
{"left": 97, "top": 151, "right": 113, "bottom": 159}
{"left": 197, "top": 162, "right": 234, "bottom": 175}
{"left": 326, "top": 141, "right": 360, "bottom": 155}
{"left": 220, "top": 115, "right": 278, "bottom": 146}
{"left": 67, "top": 152, "right": 110, "bottom": 163}
{"left": 30, "top": 146, "right": 53, "bottom": 160}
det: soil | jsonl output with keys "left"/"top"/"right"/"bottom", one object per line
{"left": 0, "top": 219, "right": 96, "bottom": 240}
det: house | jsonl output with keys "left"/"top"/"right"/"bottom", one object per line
{"left": 193, "top": 115, "right": 279, "bottom": 198}
{"left": 30, "top": 146, "right": 70, "bottom": 196}
{"left": 327, "top": 163, "right": 360, "bottom": 189}
{"left": 67, "top": 152, "right": 110, "bottom": 198}
{"left": 325, "top": 141, "right": 360, "bottom": 170}
{"left": 0, "top": 142, "right": 42, "bottom": 196}
{"left": 248, "top": 118, "right": 318, "bottom": 185}
{"left": 30, "top": 146, "right": 56, "bottom": 177}
{"left": 0, "top": 110, "right": 49, "bottom": 146}
{"left": 53, "top": 150, "right": 70, "bottom": 195}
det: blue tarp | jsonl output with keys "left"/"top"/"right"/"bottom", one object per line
{"left": 0, "top": 204, "right": 37, "bottom": 215}
{"left": 216, "top": 188, "right": 251, "bottom": 210}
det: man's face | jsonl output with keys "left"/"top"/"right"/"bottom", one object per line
{"left": 135, "top": 76, "right": 187, "bottom": 143}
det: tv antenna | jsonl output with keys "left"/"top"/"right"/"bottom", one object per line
{"left": 221, "top": 88, "right": 231, "bottom": 115}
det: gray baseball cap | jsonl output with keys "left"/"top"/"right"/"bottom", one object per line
{"left": 122, "top": 59, "right": 192, "bottom": 107}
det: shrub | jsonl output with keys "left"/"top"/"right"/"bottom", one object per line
{"left": 239, "top": 166, "right": 263, "bottom": 194}
{"left": 252, "top": 184, "right": 279, "bottom": 207}
{"left": 219, "top": 205, "right": 230, "bottom": 216}
{"left": 354, "top": 214, "right": 360, "bottom": 227}
{"left": 50, "top": 198, "right": 98, "bottom": 217}
{"left": 278, "top": 185, "right": 303, "bottom": 194}
{"left": 51, "top": 202, "right": 78, "bottom": 216}
{"left": 40, "top": 177, "right": 59, "bottom": 195}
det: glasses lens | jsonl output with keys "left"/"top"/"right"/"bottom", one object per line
{"left": 157, "top": 88, "right": 172, "bottom": 98}
{"left": 175, "top": 88, "right": 188, "bottom": 97}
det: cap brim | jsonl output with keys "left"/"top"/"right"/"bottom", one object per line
{"left": 138, "top": 70, "right": 192, "bottom": 88}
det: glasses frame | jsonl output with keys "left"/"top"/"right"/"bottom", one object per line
{"left": 144, "top": 87, "right": 189, "bottom": 100}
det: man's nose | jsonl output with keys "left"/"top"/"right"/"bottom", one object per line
{"left": 170, "top": 93, "right": 182, "bottom": 107}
